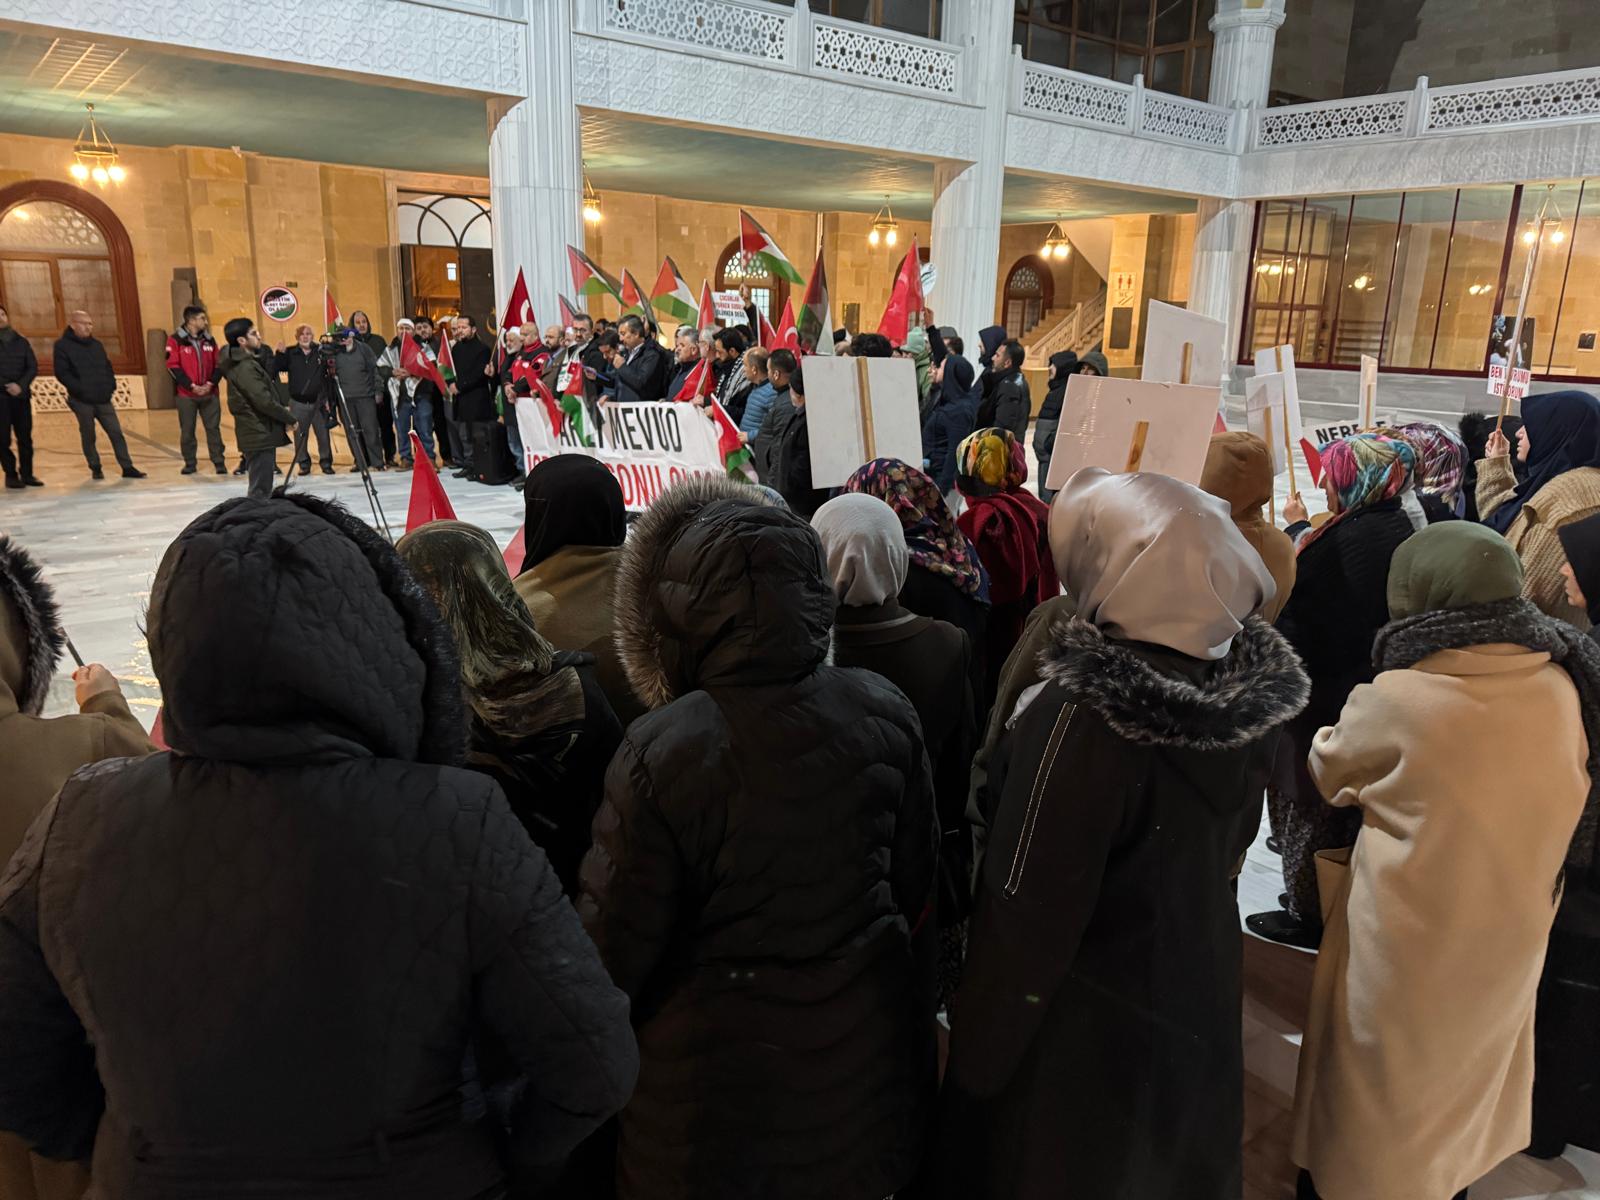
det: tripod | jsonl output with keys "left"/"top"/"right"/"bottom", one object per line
{"left": 282, "top": 356, "right": 393, "bottom": 542}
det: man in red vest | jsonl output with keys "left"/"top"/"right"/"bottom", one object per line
{"left": 164, "top": 305, "right": 226, "bottom": 475}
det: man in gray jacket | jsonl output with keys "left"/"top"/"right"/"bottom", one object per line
{"left": 331, "top": 328, "right": 383, "bottom": 472}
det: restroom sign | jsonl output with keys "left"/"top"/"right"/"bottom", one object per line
{"left": 259, "top": 286, "right": 299, "bottom": 322}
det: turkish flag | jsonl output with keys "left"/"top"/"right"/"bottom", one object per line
{"left": 876, "top": 237, "right": 925, "bottom": 346}
{"left": 405, "top": 432, "right": 457, "bottom": 532}
{"left": 500, "top": 268, "right": 535, "bottom": 341}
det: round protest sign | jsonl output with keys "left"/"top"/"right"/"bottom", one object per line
{"left": 260, "top": 286, "right": 299, "bottom": 322}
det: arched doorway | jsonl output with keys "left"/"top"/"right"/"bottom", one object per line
{"left": 715, "top": 238, "right": 789, "bottom": 326}
{"left": 0, "top": 179, "right": 144, "bottom": 374}
{"left": 1003, "top": 255, "right": 1055, "bottom": 337}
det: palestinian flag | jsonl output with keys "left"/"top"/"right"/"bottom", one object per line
{"left": 567, "top": 245, "right": 622, "bottom": 303}
{"left": 561, "top": 361, "right": 592, "bottom": 445}
{"left": 399, "top": 335, "right": 448, "bottom": 393}
{"left": 530, "top": 377, "right": 563, "bottom": 439}
{"left": 436, "top": 330, "right": 457, "bottom": 387}
{"left": 697, "top": 280, "right": 716, "bottom": 329}
{"left": 558, "top": 294, "right": 581, "bottom": 329}
{"left": 796, "top": 249, "right": 832, "bottom": 355}
{"left": 324, "top": 287, "right": 343, "bottom": 334}
{"left": 773, "top": 299, "right": 800, "bottom": 354}
{"left": 739, "top": 210, "right": 804, "bottom": 285}
{"left": 620, "top": 269, "right": 657, "bottom": 331}
{"left": 652, "top": 257, "right": 698, "bottom": 325}
{"left": 674, "top": 356, "right": 717, "bottom": 403}
{"left": 709, "top": 398, "right": 757, "bottom": 482}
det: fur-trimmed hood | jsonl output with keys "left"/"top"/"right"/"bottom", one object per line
{"left": 0, "top": 534, "right": 65, "bottom": 718}
{"left": 1040, "top": 614, "right": 1309, "bottom": 752}
{"left": 147, "top": 492, "right": 466, "bottom": 765}
{"left": 615, "top": 474, "right": 834, "bottom": 709}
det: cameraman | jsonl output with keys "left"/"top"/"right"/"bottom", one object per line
{"left": 274, "top": 324, "right": 334, "bottom": 475}
{"left": 331, "top": 325, "right": 383, "bottom": 472}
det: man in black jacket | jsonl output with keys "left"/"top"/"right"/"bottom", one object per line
{"left": 274, "top": 324, "right": 335, "bottom": 475}
{"left": 0, "top": 304, "right": 41, "bottom": 488}
{"left": 448, "top": 315, "right": 496, "bottom": 481}
{"left": 976, "top": 338, "right": 1031, "bottom": 443}
{"left": 613, "top": 315, "right": 668, "bottom": 403}
{"left": 331, "top": 327, "right": 383, "bottom": 472}
{"left": 53, "top": 311, "right": 144, "bottom": 481}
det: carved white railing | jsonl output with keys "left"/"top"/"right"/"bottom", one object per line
{"left": 1027, "top": 289, "right": 1108, "bottom": 361}
{"left": 583, "top": 0, "right": 965, "bottom": 99}
{"left": 1013, "top": 58, "right": 1239, "bottom": 151}
{"left": 810, "top": 15, "right": 959, "bottom": 96}
{"left": 1253, "top": 66, "right": 1600, "bottom": 149}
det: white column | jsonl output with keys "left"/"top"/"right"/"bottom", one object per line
{"left": 1187, "top": 0, "right": 1285, "bottom": 388}
{"left": 930, "top": 3, "right": 1010, "bottom": 347}
{"left": 488, "top": 0, "right": 582, "bottom": 328}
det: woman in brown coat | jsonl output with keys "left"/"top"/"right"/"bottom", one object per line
{"left": 0, "top": 534, "right": 151, "bottom": 1200}
{"left": 1200, "top": 431, "right": 1296, "bottom": 623}
{"left": 1292, "top": 522, "right": 1599, "bottom": 1200}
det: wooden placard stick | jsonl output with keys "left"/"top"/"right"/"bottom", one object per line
{"left": 1180, "top": 342, "right": 1194, "bottom": 385}
{"left": 1281, "top": 392, "right": 1298, "bottom": 498}
{"left": 854, "top": 354, "right": 877, "bottom": 462}
{"left": 1125, "top": 420, "right": 1150, "bottom": 473}
{"left": 1362, "top": 382, "right": 1376, "bottom": 429}
{"left": 1263, "top": 407, "right": 1276, "bottom": 525}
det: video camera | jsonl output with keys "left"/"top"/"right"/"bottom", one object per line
{"left": 317, "top": 326, "right": 353, "bottom": 368}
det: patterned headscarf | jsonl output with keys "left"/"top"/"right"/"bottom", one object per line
{"left": 1390, "top": 421, "right": 1468, "bottom": 513}
{"left": 1299, "top": 432, "right": 1417, "bottom": 552}
{"left": 956, "top": 427, "right": 1028, "bottom": 498}
{"left": 844, "top": 457, "right": 989, "bottom": 600}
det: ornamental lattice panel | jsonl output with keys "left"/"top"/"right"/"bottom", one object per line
{"left": 1019, "top": 66, "right": 1131, "bottom": 130}
{"left": 603, "top": 0, "right": 789, "bottom": 62}
{"left": 1255, "top": 96, "right": 1408, "bottom": 147}
{"left": 810, "top": 23, "right": 958, "bottom": 95}
{"left": 1140, "top": 94, "right": 1233, "bottom": 148}
{"left": 31, "top": 375, "right": 141, "bottom": 413}
{"left": 1427, "top": 74, "right": 1600, "bottom": 131}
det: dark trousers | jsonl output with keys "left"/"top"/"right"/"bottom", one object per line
{"left": 66, "top": 398, "right": 133, "bottom": 472}
{"left": 451, "top": 419, "right": 475, "bottom": 470}
{"left": 244, "top": 449, "right": 277, "bottom": 499}
{"left": 0, "top": 392, "right": 32, "bottom": 479}
{"left": 176, "top": 393, "right": 226, "bottom": 469}
{"left": 345, "top": 393, "right": 382, "bottom": 469}
{"left": 290, "top": 399, "right": 333, "bottom": 470}
{"left": 375, "top": 394, "right": 397, "bottom": 463}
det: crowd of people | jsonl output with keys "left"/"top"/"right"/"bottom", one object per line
{"left": 5, "top": 289, "right": 1600, "bottom": 1200}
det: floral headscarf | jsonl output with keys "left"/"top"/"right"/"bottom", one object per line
{"left": 1300, "top": 432, "right": 1417, "bottom": 552}
{"left": 956, "top": 427, "right": 1028, "bottom": 498}
{"left": 1390, "top": 421, "right": 1468, "bottom": 514}
{"left": 844, "top": 457, "right": 989, "bottom": 600}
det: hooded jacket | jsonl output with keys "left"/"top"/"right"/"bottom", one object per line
{"left": 51, "top": 327, "right": 116, "bottom": 406}
{"left": 0, "top": 494, "right": 638, "bottom": 1200}
{"left": 922, "top": 354, "right": 981, "bottom": 494}
{"left": 219, "top": 345, "right": 294, "bottom": 452}
{"left": 1031, "top": 350, "right": 1081, "bottom": 497}
{"left": 1200, "top": 432, "right": 1297, "bottom": 623}
{"left": 0, "top": 536, "right": 152, "bottom": 870}
{"left": 577, "top": 476, "right": 939, "bottom": 1200}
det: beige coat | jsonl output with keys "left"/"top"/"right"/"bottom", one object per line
{"left": 1292, "top": 644, "right": 1589, "bottom": 1200}
{"left": 1477, "top": 455, "right": 1600, "bottom": 627}
{"left": 513, "top": 543, "right": 646, "bottom": 727}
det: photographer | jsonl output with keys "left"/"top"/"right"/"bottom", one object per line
{"left": 274, "top": 324, "right": 335, "bottom": 475}
{"left": 218, "top": 318, "right": 294, "bottom": 499}
{"left": 331, "top": 326, "right": 383, "bottom": 472}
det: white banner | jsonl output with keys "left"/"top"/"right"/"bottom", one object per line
{"left": 515, "top": 399, "right": 727, "bottom": 511}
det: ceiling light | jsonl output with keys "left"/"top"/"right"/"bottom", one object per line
{"left": 1041, "top": 221, "right": 1072, "bottom": 260}
{"left": 869, "top": 197, "right": 899, "bottom": 249}
{"left": 581, "top": 163, "right": 602, "bottom": 225}
{"left": 1351, "top": 274, "right": 1371, "bottom": 291}
{"left": 1550, "top": 226, "right": 1567, "bottom": 244}
{"left": 70, "top": 103, "right": 124, "bottom": 187}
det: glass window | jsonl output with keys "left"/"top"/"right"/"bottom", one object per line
{"left": 1506, "top": 182, "right": 1583, "bottom": 374}
{"left": 1154, "top": 0, "right": 1192, "bottom": 44}
{"left": 0, "top": 195, "right": 133, "bottom": 372}
{"left": 1028, "top": 22, "right": 1071, "bottom": 68}
{"left": 1114, "top": 50, "right": 1143, "bottom": 83}
{"left": 1432, "top": 185, "right": 1515, "bottom": 371}
{"left": 1074, "top": 36, "right": 1115, "bottom": 77}
{"left": 1330, "top": 193, "right": 1402, "bottom": 366}
{"left": 1151, "top": 49, "right": 1185, "bottom": 93}
{"left": 1548, "top": 183, "right": 1600, "bottom": 378}
{"left": 1017, "top": 0, "right": 1213, "bottom": 97}
{"left": 1119, "top": 0, "right": 1151, "bottom": 46}
{"left": 1081, "top": 0, "right": 1118, "bottom": 38}
{"left": 1381, "top": 189, "right": 1457, "bottom": 369}
{"left": 1191, "top": 40, "right": 1211, "bottom": 99}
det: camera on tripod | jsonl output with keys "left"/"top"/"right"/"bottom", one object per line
{"left": 318, "top": 326, "right": 352, "bottom": 370}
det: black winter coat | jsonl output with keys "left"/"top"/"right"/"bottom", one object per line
{"left": 899, "top": 563, "right": 989, "bottom": 707}
{"left": 768, "top": 402, "right": 829, "bottom": 518}
{"left": 451, "top": 336, "right": 496, "bottom": 422}
{"left": 219, "top": 345, "right": 294, "bottom": 453}
{"left": 614, "top": 340, "right": 669, "bottom": 404}
{"left": 275, "top": 344, "right": 326, "bottom": 404}
{"left": 929, "top": 617, "right": 1308, "bottom": 1200}
{"left": 51, "top": 327, "right": 116, "bottom": 405}
{"left": 0, "top": 328, "right": 39, "bottom": 400}
{"left": 975, "top": 370, "right": 1030, "bottom": 443}
{"left": 0, "top": 493, "right": 638, "bottom": 1199}
{"left": 579, "top": 476, "right": 939, "bottom": 1200}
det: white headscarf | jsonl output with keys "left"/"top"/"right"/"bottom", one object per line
{"left": 1049, "top": 468, "right": 1275, "bottom": 660}
{"left": 811, "top": 493, "right": 908, "bottom": 607}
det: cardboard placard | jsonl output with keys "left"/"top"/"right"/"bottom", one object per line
{"left": 1245, "top": 372, "right": 1293, "bottom": 475}
{"left": 1358, "top": 354, "right": 1378, "bottom": 428}
{"left": 804, "top": 356, "right": 923, "bottom": 488}
{"left": 1142, "top": 301, "right": 1225, "bottom": 388}
{"left": 712, "top": 290, "right": 746, "bottom": 325}
{"left": 1254, "top": 344, "right": 1305, "bottom": 491}
{"left": 1044, "top": 375, "right": 1220, "bottom": 490}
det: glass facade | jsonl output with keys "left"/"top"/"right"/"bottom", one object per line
{"left": 806, "top": 0, "right": 941, "bottom": 40}
{"left": 1241, "top": 181, "right": 1600, "bottom": 382}
{"left": 1013, "top": 0, "right": 1215, "bottom": 100}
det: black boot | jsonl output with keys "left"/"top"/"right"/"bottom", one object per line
{"left": 1296, "top": 1170, "right": 1318, "bottom": 1200}
{"left": 3, "top": 475, "right": 21, "bottom": 490}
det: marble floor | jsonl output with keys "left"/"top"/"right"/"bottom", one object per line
{"left": 4, "top": 408, "right": 1597, "bottom": 1198}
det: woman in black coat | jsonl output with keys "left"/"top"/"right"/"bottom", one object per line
{"left": 578, "top": 475, "right": 939, "bottom": 1200}
{"left": 1249, "top": 432, "right": 1422, "bottom": 947}
{"left": 0, "top": 493, "right": 638, "bottom": 1199}
{"left": 929, "top": 468, "right": 1308, "bottom": 1200}
{"left": 396, "top": 519, "right": 623, "bottom": 895}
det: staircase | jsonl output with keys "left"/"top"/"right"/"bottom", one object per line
{"left": 1023, "top": 289, "right": 1107, "bottom": 362}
